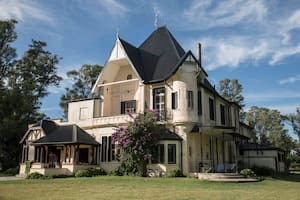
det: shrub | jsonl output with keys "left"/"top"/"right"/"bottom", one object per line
{"left": 26, "top": 172, "right": 51, "bottom": 179}
{"left": 3, "top": 167, "right": 19, "bottom": 176}
{"left": 75, "top": 169, "right": 92, "bottom": 177}
{"left": 51, "top": 174, "right": 74, "bottom": 179}
{"left": 251, "top": 166, "right": 275, "bottom": 176}
{"left": 87, "top": 167, "right": 107, "bottom": 176}
{"left": 166, "top": 169, "right": 184, "bottom": 177}
{"left": 75, "top": 167, "right": 107, "bottom": 178}
{"left": 109, "top": 168, "right": 124, "bottom": 176}
{"left": 240, "top": 168, "right": 255, "bottom": 177}
{"left": 25, "top": 161, "right": 33, "bottom": 174}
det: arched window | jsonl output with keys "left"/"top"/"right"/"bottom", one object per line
{"left": 127, "top": 74, "right": 132, "bottom": 80}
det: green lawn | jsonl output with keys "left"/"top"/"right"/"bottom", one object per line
{"left": 0, "top": 175, "right": 299, "bottom": 200}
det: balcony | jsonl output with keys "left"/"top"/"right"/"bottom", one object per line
{"left": 73, "top": 114, "right": 135, "bottom": 128}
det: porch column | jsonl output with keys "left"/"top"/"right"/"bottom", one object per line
{"left": 139, "top": 83, "right": 145, "bottom": 113}
{"left": 21, "top": 145, "right": 26, "bottom": 163}
{"left": 234, "top": 137, "right": 238, "bottom": 173}
{"left": 75, "top": 145, "right": 79, "bottom": 164}
{"left": 45, "top": 146, "right": 48, "bottom": 164}
{"left": 210, "top": 134, "right": 214, "bottom": 169}
{"left": 222, "top": 132, "right": 225, "bottom": 172}
{"left": 40, "top": 147, "right": 43, "bottom": 163}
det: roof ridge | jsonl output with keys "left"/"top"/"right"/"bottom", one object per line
{"left": 165, "top": 28, "right": 184, "bottom": 59}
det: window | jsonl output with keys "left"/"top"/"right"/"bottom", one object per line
{"left": 209, "top": 98, "right": 215, "bottom": 120}
{"left": 152, "top": 144, "right": 165, "bottom": 164}
{"left": 127, "top": 74, "right": 132, "bottom": 80}
{"left": 79, "top": 107, "right": 88, "bottom": 120}
{"left": 121, "top": 100, "right": 136, "bottom": 114}
{"left": 153, "top": 88, "right": 165, "bottom": 120}
{"left": 79, "top": 148, "right": 89, "bottom": 163}
{"left": 171, "top": 92, "right": 178, "bottom": 110}
{"left": 198, "top": 91, "right": 202, "bottom": 115}
{"left": 101, "top": 136, "right": 115, "bottom": 162}
{"left": 220, "top": 104, "right": 225, "bottom": 125}
{"left": 187, "top": 90, "right": 193, "bottom": 109}
{"left": 168, "top": 144, "right": 176, "bottom": 164}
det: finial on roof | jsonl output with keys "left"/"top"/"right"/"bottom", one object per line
{"left": 116, "top": 28, "right": 119, "bottom": 38}
{"left": 154, "top": 9, "right": 159, "bottom": 29}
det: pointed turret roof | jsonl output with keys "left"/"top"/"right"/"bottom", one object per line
{"left": 118, "top": 26, "right": 207, "bottom": 83}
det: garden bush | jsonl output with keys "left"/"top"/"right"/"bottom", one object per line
{"left": 87, "top": 167, "right": 107, "bottom": 176}
{"left": 240, "top": 168, "right": 255, "bottom": 177}
{"left": 166, "top": 169, "right": 184, "bottom": 177}
{"left": 26, "top": 172, "right": 51, "bottom": 179}
{"left": 251, "top": 166, "right": 275, "bottom": 176}
{"left": 75, "top": 169, "right": 92, "bottom": 177}
{"left": 75, "top": 167, "right": 107, "bottom": 177}
{"left": 3, "top": 167, "right": 19, "bottom": 176}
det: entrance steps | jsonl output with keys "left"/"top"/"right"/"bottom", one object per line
{"left": 191, "top": 173, "right": 259, "bottom": 183}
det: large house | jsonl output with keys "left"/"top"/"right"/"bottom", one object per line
{"left": 19, "top": 26, "right": 284, "bottom": 176}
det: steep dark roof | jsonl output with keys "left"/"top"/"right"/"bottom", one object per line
{"left": 118, "top": 26, "right": 207, "bottom": 83}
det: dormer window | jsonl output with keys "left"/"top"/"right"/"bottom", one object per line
{"left": 127, "top": 74, "right": 132, "bottom": 80}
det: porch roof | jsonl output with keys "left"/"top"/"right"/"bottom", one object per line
{"left": 158, "top": 130, "right": 182, "bottom": 141}
{"left": 32, "top": 124, "right": 99, "bottom": 146}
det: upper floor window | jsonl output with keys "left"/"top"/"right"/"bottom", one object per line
{"left": 153, "top": 87, "right": 165, "bottom": 120}
{"left": 209, "top": 98, "right": 215, "bottom": 120}
{"left": 127, "top": 74, "right": 132, "bottom": 80}
{"left": 198, "top": 91, "right": 202, "bottom": 115}
{"left": 171, "top": 92, "right": 178, "bottom": 110}
{"left": 79, "top": 107, "right": 88, "bottom": 120}
{"left": 187, "top": 90, "right": 193, "bottom": 109}
{"left": 121, "top": 100, "right": 136, "bottom": 114}
{"left": 220, "top": 104, "right": 225, "bottom": 125}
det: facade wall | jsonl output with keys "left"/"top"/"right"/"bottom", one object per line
{"left": 239, "top": 150, "right": 285, "bottom": 172}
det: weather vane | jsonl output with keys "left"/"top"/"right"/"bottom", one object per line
{"left": 154, "top": 9, "right": 159, "bottom": 29}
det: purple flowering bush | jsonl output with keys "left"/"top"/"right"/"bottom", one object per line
{"left": 112, "top": 110, "right": 161, "bottom": 176}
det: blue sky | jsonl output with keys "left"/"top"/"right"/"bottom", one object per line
{"left": 1, "top": 0, "right": 299, "bottom": 126}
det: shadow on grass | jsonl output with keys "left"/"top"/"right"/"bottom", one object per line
{"left": 272, "top": 173, "right": 300, "bottom": 182}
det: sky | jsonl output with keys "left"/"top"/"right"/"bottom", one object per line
{"left": 0, "top": 0, "right": 299, "bottom": 133}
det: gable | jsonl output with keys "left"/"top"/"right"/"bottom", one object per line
{"left": 91, "top": 38, "right": 142, "bottom": 93}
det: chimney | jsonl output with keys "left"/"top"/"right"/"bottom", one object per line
{"left": 197, "top": 43, "right": 202, "bottom": 67}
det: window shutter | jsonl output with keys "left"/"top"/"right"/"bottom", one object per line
{"left": 121, "top": 101, "right": 125, "bottom": 114}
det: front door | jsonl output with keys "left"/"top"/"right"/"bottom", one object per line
{"left": 48, "top": 147, "right": 61, "bottom": 168}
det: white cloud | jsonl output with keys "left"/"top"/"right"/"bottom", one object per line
{"left": 0, "top": 0, "right": 54, "bottom": 23}
{"left": 96, "top": 0, "right": 129, "bottom": 17}
{"left": 182, "top": 0, "right": 267, "bottom": 30}
{"left": 279, "top": 74, "right": 300, "bottom": 85}
{"left": 270, "top": 43, "right": 300, "bottom": 65}
{"left": 189, "top": 36, "right": 271, "bottom": 70}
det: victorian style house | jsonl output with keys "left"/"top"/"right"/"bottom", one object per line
{"left": 19, "top": 26, "right": 284, "bottom": 176}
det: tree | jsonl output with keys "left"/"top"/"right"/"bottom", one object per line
{"left": 245, "top": 106, "right": 296, "bottom": 169}
{"left": 287, "top": 107, "right": 300, "bottom": 141}
{"left": 59, "top": 64, "right": 102, "bottom": 118}
{"left": 0, "top": 19, "right": 62, "bottom": 170}
{"left": 245, "top": 106, "right": 296, "bottom": 151}
{"left": 112, "top": 110, "right": 162, "bottom": 176}
{"left": 218, "top": 79, "right": 246, "bottom": 121}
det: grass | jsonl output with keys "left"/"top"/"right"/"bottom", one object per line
{"left": 0, "top": 175, "right": 299, "bottom": 200}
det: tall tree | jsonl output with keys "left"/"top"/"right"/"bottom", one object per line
{"left": 218, "top": 78, "right": 245, "bottom": 107}
{"left": 0, "top": 20, "right": 62, "bottom": 170}
{"left": 287, "top": 108, "right": 300, "bottom": 141}
{"left": 245, "top": 106, "right": 296, "bottom": 151}
{"left": 60, "top": 64, "right": 102, "bottom": 118}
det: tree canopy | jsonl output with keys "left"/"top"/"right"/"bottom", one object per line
{"left": 217, "top": 78, "right": 244, "bottom": 108}
{"left": 0, "top": 19, "right": 61, "bottom": 170}
{"left": 59, "top": 64, "right": 102, "bottom": 118}
{"left": 245, "top": 106, "right": 296, "bottom": 153}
